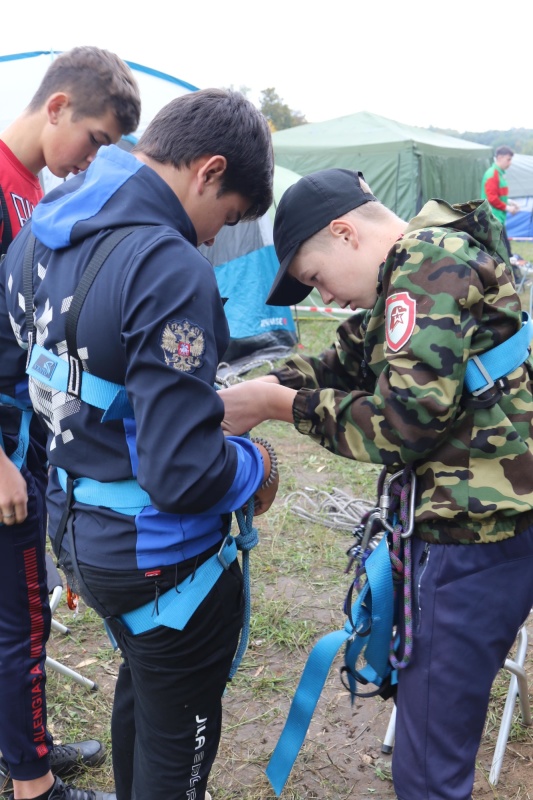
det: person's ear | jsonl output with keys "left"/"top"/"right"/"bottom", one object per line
{"left": 46, "top": 93, "right": 70, "bottom": 124}
{"left": 329, "top": 219, "right": 359, "bottom": 248}
{"left": 196, "top": 155, "right": 227, "bottom": 194}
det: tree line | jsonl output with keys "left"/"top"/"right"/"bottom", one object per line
{"left": 249, "top": 86, "right": 533, "bottom": 151}
{"left": 430, "top": 127, "right": 533, "bottom": 155}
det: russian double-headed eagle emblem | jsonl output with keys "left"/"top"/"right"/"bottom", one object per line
{"left": 160, "top": 319, "right": 206, "bottom": 372}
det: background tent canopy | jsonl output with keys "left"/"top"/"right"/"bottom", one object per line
{"left": 0, "top": 50, "right": 297, "bottom": 364}
{"left": 272, "top": 110, "right": 492, "bottom": 221}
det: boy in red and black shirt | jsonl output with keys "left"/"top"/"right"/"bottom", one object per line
{"left": 0, "top": 46, "right": 140, "bottom": 800}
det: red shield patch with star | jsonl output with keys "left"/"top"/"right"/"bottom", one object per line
{"left": 385, "top": 292, "right": 416, "bottom": 352}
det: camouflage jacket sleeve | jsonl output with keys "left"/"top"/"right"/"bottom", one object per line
{"left": 289, "top": 216, "right": 522, "bottom": 468}
{"left": 270, "top": 309, "right": 377, "bottom": 392}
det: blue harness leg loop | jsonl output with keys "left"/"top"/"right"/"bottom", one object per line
{"left": 465, "top": 311, "right": 533, "bottom": 394}
{"left": 117, "top": 501, "right": 259, "bottom": 680}
{"left": 120, "top": 535, "right": 238, "bottom": 634}
{"left": 265, "top": 535, "right": 394, "bottom": 796}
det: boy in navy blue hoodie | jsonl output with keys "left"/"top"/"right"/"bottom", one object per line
{"left": 3, "top": 87, "right": 277, "bottom": 800}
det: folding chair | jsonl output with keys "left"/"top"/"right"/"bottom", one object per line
{"left": 380, "top": 623, "right": 531, "bottom": 786}
{"left": 45, "top": 553, "right": 98, "bottom": 692}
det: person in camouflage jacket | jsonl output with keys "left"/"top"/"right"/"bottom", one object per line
{"left": 219, "top": 169, "right": 533, "bottom": 800}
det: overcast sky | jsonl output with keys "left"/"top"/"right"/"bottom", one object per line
{"left": 3, "top": 0, "right": 530, "bottom": 133}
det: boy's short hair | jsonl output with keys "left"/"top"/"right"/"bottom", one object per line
{"left": 135, "top": 88, "right": 273, "bottom": 221}
{"left": 28, "top": 46, "right": 141, "bottom": 136}
{"left": 267, "top": 169, "right": 377, "bottom": 306}
{"left": 495, "top": 145, "right": 514, "bottom": 158}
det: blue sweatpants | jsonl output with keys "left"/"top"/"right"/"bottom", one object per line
{"left": 0, "top": 463, "right": 53, "bottom": 781}
{"left": 392, "top": 525, "right": 533, "bottom": 800}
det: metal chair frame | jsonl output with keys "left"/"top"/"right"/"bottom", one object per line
{"left": 46, "top": 554, "right": 98, "bottom": 692}
{"left": 381, "top": 623, "right": 531, "bottom": 786}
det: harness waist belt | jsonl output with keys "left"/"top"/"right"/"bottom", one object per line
{"left": 465, "top": 312, "right": 533, "bottom": 395}
{"left": 56, "top": 466, "right": 150, "bottom": 516}
{"left": 120, "top": 535, "right": 237, "bottom": 634}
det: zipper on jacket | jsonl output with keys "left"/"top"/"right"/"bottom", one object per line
{"left": 416, "top": 543, "right": 431, "bottom": 632}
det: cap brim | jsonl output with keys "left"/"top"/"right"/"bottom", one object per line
{"left": 266, "top": 244, "right": 312, "bottom": 307}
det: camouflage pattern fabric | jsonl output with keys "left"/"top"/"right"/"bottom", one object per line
{"left": 272, "top": 199, "right": 533, "bottom": 544}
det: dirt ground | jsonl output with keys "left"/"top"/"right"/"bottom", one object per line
{"left": 45, "top": 584, "right": 533, "bottom": 800}
{"left": 41, "top": 432, "right": 533, "bottom": 800}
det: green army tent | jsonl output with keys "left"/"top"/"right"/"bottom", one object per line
{"left": 272, "top": 111, "right": 492, "bottom": 220}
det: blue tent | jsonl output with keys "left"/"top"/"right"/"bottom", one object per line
{"left": 506, "top": 154, "right": 533, "bottom": 241}
{"left": 0, "top": 50, "right": 297, "bottom": 365}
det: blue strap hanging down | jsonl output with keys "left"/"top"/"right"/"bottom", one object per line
{"left": 343, "top": 533, "right": 395, "bottom": 696}
{"left": 464, "top": 311, "right": 533, "bottom": 394}
{"left": 265, "top": 535, "right": 394, "bottom": 796}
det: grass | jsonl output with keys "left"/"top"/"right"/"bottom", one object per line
{"left": 37, "top": 308, "right": 533, "bottom": 800}
{"left": 511, "top": 240, "right": 533, "bottom": 262}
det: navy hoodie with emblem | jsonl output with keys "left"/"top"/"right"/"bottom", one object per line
{"left": 3, "top": 145, "right": 264, "bottom": 571}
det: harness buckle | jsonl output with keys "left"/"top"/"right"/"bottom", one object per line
{"left": 470, "top": 354, "right": 495, "bottom": 396}
{"left": 217, "top": 535, "right": 234, "bottom": 570}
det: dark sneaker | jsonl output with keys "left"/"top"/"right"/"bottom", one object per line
{"left": 49, "top": 776, "right": 115, "bottom": 800}
{"left": 1, "top": 776, "right": 115, "bottom": 800}
{"left": 0, "top": 740, "right": 105, "bottom": 785}
{"left": 48, "top": 741, "right": 106, "bottom": 778}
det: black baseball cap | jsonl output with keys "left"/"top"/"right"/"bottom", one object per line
{"left": 267, "top": 168, "right": 377, "bottom": 306}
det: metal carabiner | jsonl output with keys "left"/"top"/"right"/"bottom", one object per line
{"left": 379, "top": 469, "right": 404, "bottom": 533}
{"left": 377, "top": 468, "right": 417, "bottom": 538}
{"left": 400, "top": 471, "right": 417, "bottom": 539}
{"left": 359, "top": 508, "right": 383, "bottom": 552}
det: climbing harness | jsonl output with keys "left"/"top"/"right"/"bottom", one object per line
{"left": 264, "top": 309, "right": 533, "bottom": 794}
{"left": 266, "top": 466, "right": 416, "bottom": 796}
{"left": 21, "top": 226, "right": 259, "bottom": 676}
{"left": 464, "top": 311, "right": 533, "bottom": 396}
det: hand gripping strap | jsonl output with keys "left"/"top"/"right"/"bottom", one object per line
{"left": 265, "top": 535, "right": 394, "bottom": 796}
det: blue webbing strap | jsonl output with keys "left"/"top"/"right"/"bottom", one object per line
{"left": 120, "top": 535, "right": 238, "bottom": 634}
{"left": 56, "top": 466, "right": 150, "bottom": 516}
{"left": 465, "top": 311, "right": 533, "bottom": 394}
{"left": 343, "top": 534, "right": 394, "bottom": 695}
{"left": 27, "top": 345, "right": 132, "bottom": 421}
{"left": 265, "top": 535, "right": 393, "bottom": 796}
